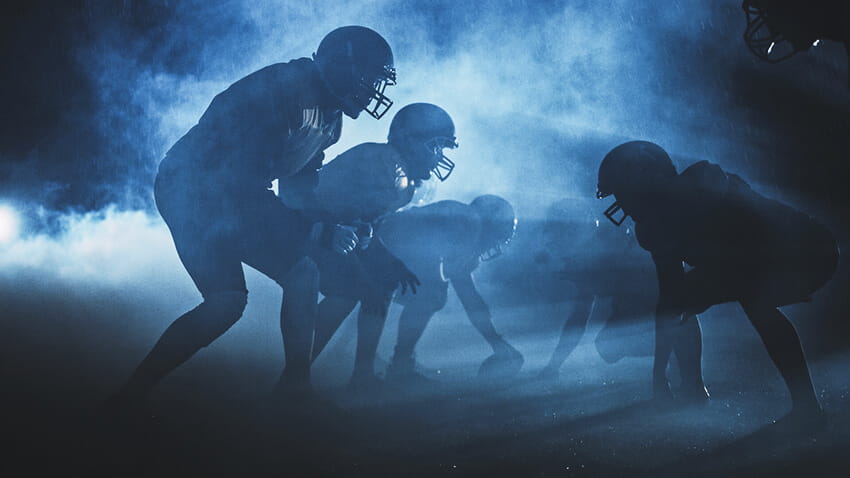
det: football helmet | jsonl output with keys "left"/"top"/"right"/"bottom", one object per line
{"left": 470, "top": 195, "right": 517, "bottom": 262}
{"left": 743, "top": 0, "right": 818, "bottom": 63}
{"left": 314, "top": 26, "right": 396, "bottom": 119}
{"left": 388, "top": 103, "right": 458, "bottom": 182}
{"left": 596, "top": 141, "right": 677, "bottom": 226}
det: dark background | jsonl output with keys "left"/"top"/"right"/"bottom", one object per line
{"left": 1, "top": 0, "right": 849, "bottom": 475}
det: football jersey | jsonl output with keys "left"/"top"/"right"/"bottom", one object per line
{"left": 159, "top": 58, "right": 342, "bottom": 192}
{"left": 379, "top": 200, "right": 483, "bottom": 282}
{"left": 307, "top": 143, "right": 417, "bottom": 224}
{"left": 636, "top": 161, "right": 822, "bottom": 269}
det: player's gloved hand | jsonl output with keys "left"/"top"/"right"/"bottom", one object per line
{"left": 331, "top": 224, "right": 359, "bottom": 255}
{"left": 355, "top": 222, "right": 373, "bottom": 250}
{"left": 391, "top": 257, "right": 420, "bottom": 295}
{"left": 360, "top": 289, "right": 393, "bottom": 315}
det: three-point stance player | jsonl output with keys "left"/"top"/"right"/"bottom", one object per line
{"left": 312, "top": 195, "right": 522, "bottom": 387}
{"left": 278, "top": 103, "right": 458, "bottom": 393}
{"left": 596, "top": 140, "right": 838, "bottom": 420}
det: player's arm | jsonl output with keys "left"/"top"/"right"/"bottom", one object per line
{"left": 279, "top": 152, "right": 324, "bottom": 207}
{"left": 651, "top": 252, "right": 686, "bottom": 400}
{"left": 450, "top": 272, "right": 512, "bottom": 354}
{"left": 363, "top": 237, "right": 420, "bottom": 295}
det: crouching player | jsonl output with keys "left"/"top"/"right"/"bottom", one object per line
{"left": 312, "top": 195, "right": 523, "bottom": 388}
{"left": 596, "top": 140, "right": 838, "bottom": 423}
{"left": 276, "top": 103, "right": 458, "bottom": 395}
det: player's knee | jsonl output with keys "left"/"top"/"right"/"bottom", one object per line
{"left": 195, "top": 290, "right": 248, "bottom": 347}
{"left": 416, "top": 285, "right": 448, "bottom": 314}
{"left": 205, "top": 290, "right": 248, "bottom": 316}
{"left": 281, "top": 257, "right": 319, "bottom": 292}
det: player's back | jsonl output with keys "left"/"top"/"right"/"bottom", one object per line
{"left": 160, "top": 58, "right": 341, "bottom": 190}
{"left": 379, "top": 200, "right": 481, "bottom": 279}
{"left": 636, "top": 161, "right": 830, "bottom": 270}
{"left": 310, "top": 142, "right": 415, "bottom": 224}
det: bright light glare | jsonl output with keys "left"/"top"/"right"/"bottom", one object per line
{"left": 0, "top": 205, "right": 21, "bottom": 244}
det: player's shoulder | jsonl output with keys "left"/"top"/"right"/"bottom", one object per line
{"left": 337, "top": 142, "right": 391, "bottom": 158}
{"left": 223, "top": 58, "right": 318, "bottom": 100}
{"left": 416, "top": 200, "right": 476, "bottom": 219}
{"left": 391, "top": 200, "right": 478, "bottom": 230}
{"left": 326, "top": 142, "right": 393, "bottom": 174}
{"left": 675, "top": 160, "right": 731, "bottom": 198}
{"left": 247, "top": 57, "right": 315, "bottom": 82}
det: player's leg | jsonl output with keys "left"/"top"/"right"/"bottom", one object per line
{"left": 672, "top": 315, "right": 708, "bottom": 401}
{"left": 740, "top": 301, "right": 821, "bottom": 415}
{"left": 595, "top": 292, "right": 655, "bottom": 363}
{"left": 117, "top": 290, "right": 248, "bottom": 401}
{"left": 310, "top": 250, "right": 365, "bottom": 361}
{"left": 386, "top": 284, "right": 446, "bottom": 379}
{"left": 277, "top": 257, "right": 319, "bottom": 391}
{"left": 114, "top": 181, "right": 249, "bottom": 402}
{"left": 312, "top": 295, "right": 358, "bottom": 361}
{"left": 350, "top": 294, "right": 393, "bottom": 388}
{"left": 240, "top": 192, "right": 318, "bottom": 393}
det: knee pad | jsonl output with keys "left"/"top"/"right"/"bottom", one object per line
{"left": 188, "top": 290, "right": 248, "bottom": 348}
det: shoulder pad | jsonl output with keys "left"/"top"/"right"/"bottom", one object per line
{"left": 678, "top": 161, "right": 729, "bottom": 197}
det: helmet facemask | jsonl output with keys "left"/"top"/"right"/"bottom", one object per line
{"left": 597, "top": 191, "right": 628, "bottom": 226}
{"left": 334, "top": 64, "right": 396, "bottom": 120}
{"left": 355, "top": 65, "right": 396, "bottom": 119}
{"left": 313, "top": 27, "right": 396, "bottom": 120}
{"left": 472, "top": 195, "right": 517, "bottom": 263}
{"left": 423, "top": 136, "right": 458, "bottom": 181}
{"left": 743, "top": 1, "right": 803, "bottom": 63}
{"left": 479, "top": 223, "right": 516, "bottom": 262}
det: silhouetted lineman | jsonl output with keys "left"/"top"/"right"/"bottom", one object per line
{"left": 534, "top": 200, "right": 660, "bottom": 379}
{"left": 277, "top": 102, "right": 457, "bottom": 392}
{"left": 596, "top": 140, "right": 838, "bottom": 422}
{"left": 108, "top": 26, "right": 397, "bottom": 408}
{"left": 312, "top": 195, "right": 522, "bottom": 387}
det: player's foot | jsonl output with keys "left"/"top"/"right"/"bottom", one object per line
{"left": 678, "top": 384, "right": 711, "bottom": 406}
{"left": 595, "top": 341, "right": 626, "bottom": 364}
{"left": 385, "top": 356, "right": 434, "bottom": 385}
{"left": 272, "top": 370, "right": 321, "bottom": 406}
{"left": 478, "top": 348, "right": 524, "bottom": 382}
{"left": 387, "top": 368, "right": 437, "bottom": 391}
